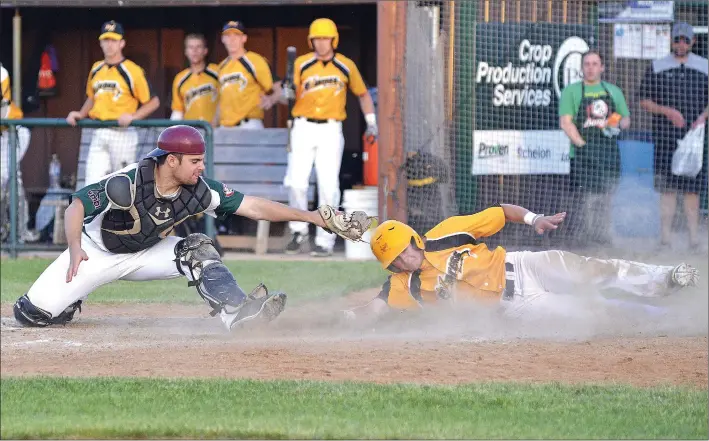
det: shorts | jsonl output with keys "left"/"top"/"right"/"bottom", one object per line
{"left": 653, "top": 131, "right": 708, "bottom": 194}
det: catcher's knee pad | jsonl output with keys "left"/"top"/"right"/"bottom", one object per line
{"left": 174, "top": 233, "right": 247, "bottom": 315}
{"left": 13, "top": 294, "right": 82, "bottom": 327}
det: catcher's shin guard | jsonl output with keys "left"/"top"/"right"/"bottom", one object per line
{"left": 174, "top": 233, "right": 247, "bottom": 315}
{"left": 13, "top": 294, "right": 82, "bottom": 327}
{"left": 174, "top": 233, "right": 288, "bottom": 329}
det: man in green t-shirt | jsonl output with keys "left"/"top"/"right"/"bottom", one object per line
{"left": 558, "top": 50, "right": 630, "bottom": 245}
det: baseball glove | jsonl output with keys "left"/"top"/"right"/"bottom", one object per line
{"left": 318, "top": 205, "right": 377, "bottom": 242}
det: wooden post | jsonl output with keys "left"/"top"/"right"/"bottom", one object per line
{"left": 377, "top": 1, "right": 407, "bottom": 222}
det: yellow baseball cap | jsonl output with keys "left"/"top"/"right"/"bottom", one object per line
{"left": 99, "top": 20, "right": 124, "bottom": 40}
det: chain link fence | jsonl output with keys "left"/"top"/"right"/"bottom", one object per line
{"left": 400, "top": 0, "right": 708, "bottom": 251}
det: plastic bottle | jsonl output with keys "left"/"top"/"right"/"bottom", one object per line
{"left": 49, "top": 154, "right": 61, "bottom": 189}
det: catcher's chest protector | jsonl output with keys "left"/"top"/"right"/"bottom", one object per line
{"left": 101, "top": 159, "right": 212, "bottom": 253}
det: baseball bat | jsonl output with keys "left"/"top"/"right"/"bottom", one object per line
{"left": 284, "top": 46, "right": 297, "bottom": 152}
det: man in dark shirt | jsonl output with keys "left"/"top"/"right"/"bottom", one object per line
{"left": 640, "top": 22, "right": 708, "bottom": 250}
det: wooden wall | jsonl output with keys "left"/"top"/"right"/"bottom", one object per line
{"left": 0, "top": 4, "right": 377, "bottom": 205}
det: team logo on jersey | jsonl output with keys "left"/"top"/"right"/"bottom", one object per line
{"left": 221, "top": 72, "right": 247, "bottom": 91}
{"left": 87, "top": 189, "right": 102, "bottom": 209}
{"left": 94, "top": 80, "right": 122, "bottom": 100}
{"left": 583, "top": 99, "right": 609, "bottom": 128}
{"left": 222, "top": 183, "right": 234, "bottom": 197}
{"left": 434, "top": 249, "right": 473, "bottom": 300}
{"left": 301, "top": 75, "right": 345, "bottom": 96}
{"left": 185, "top": 84, "right": 217, "bottom": 107}
{"left": 154, "top": 206, "right": 171, "bottom": 219}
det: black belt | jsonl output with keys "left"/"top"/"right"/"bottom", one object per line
{"left": 502, "top": 262, "right": 515, "bottom": 301}
{"left": 232, "top": 118, "right": 257, "bottom": 127}
{"left": 300, "top": 117, "right": 339, "bottom": 124}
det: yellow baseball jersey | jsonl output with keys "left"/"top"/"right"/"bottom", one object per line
{"left": 1, "top": 66, "right": 23, "bottom": 120}
{"left": 292, "top": 53, "right": 368, "bottom": 121}
{"left": 86, "top": 59, "right": 153, "bottom": 121}
{"left": 171, "top": 64, "right": 220, "bottom": 122}
{"left": 378, "top": 207, "right": 509, "bottom": 310}
{"left": 217, "top": 52, "right": 274, "bottom": 126}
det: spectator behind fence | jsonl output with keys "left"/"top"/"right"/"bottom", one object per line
{"left": 214, "top": 21, "right": 280, "bottom": 129}
{"left": 1, "top": 64, "right": 37, "bottom": 243}
{"left": 170, "top": 33, "right": 219, "bottom": 123}
{"left": 559, "top": 50, "right": 630, "bottom": 246}
{"left": 66, "top": 20, "right": 160, "bottom": 185}
{"left": 639, "top": 22, "right": 708, "bottom": 251}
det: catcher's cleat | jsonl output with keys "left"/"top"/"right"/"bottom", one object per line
{"left": 13, "top": 294, "right": 82, "bottom": 327}
{"left": 221, "top": 284, "right": 287, "bottom": 331}
{"left": 668, "top": 263, "right": 699, "bottom": 288}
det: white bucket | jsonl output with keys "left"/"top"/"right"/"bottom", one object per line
{"left": 341, "top": 187, "right": 378, "bottom": 260}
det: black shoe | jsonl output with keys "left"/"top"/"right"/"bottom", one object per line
{"left": 285, "top": 232, "right": 308, "bottom": 255}
{"left": 222, "top": 284, "right": 287, "bottom": 330}
{"left": 310, "top": 245, "right": 333, "bottom": 257}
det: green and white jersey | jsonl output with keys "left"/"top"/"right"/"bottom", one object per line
{"left": 72, "top": 162, "right": 244, "bottom": 253}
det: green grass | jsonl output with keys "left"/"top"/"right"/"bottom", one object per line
{"left": 0, "top": 259, "right": 385, "bottom": 305}
{"left": 1, "top": 377, "right": 706, "bottom": 439}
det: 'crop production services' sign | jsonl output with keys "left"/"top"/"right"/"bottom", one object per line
{"left": 473, "top": 23, "right": 594, "bottom": 175}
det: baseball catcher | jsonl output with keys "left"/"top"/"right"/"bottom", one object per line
{"left": 13, "top": 125, "right": 373, "bottom": 331}
{"left": 342, "top": 204, "right": 699, "bottom": 323}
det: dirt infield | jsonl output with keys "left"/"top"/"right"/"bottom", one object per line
{"left": 2, "top": 284, "right": 707, "bottom": 387}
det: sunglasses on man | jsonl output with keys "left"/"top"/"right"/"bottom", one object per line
{"left": 673, "top": 36, "right": 692, "bottom": 44}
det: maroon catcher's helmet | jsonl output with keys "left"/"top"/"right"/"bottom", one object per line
{"left": 146, "top": 125, "right": 206, "bottom": 159}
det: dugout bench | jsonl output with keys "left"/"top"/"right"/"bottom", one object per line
{"left": 76, "top": 127, "right": 316, "bottom": 254}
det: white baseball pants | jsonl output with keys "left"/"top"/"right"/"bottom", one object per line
{"left": 284, "top": 118, "right": 344, "bottom": 250}
{"left": 502, "top": 250, "right": 675, "bottom": 317}
{"left": 84, "top": 128, "right": 138, "bottom": 185}
{"left": 0, "top": 126, "right": 31, "bottom": 188}
{"left": 235, "top": 119, "right": 264, "bottom": 129}
{"left": 25, "top": 234, "right": 183, "bottom": 318}
{"left": 24, "top": 234, "right": 245, "bottom": 328}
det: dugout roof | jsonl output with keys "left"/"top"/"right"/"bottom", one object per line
{"left": 2, "top": 0, "right": 376, "bottom": 6}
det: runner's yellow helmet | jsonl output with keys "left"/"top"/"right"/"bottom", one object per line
{"left": 370, "top": 220, "right": 424, "bottom": 270}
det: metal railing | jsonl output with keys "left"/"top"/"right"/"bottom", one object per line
{"left": 1, "top": 118, "right": 214, "bottom": 258}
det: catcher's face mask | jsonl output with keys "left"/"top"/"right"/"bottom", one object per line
{"left": 371, "top": 220, "right": 424, "bottom": 272}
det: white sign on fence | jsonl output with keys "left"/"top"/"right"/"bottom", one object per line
{"left": 472, "top": 130, "right": 571, "bottom": 175}
{"left": 599, "top": 1, "right": 674, "bottom": 23}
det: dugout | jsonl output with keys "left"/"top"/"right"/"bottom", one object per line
{"left": 0, "top": 1, "right": 378, "bottom": 228}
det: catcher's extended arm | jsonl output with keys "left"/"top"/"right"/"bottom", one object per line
{"left": 317, "top": 205, "right": 377, "bottom": 243}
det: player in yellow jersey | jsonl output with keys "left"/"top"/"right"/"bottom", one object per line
{"left": 66, "top": 21, "right": 160, "bottom": 185}
{"left": 214, "top": 21, "right": 279, "bottom": 129}
{"left": 1, "top": 64, "right": 35, "bottom": 243}
{"left": 170, "top": 33, "right": 219, "bottom": 123}
{"left": 341, "top": 204, "right": 699, "bottom": 326}
{"left": 282, "top": 18, "right": 378, "bottom": 257}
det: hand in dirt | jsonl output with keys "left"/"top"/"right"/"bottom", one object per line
{"left": 66, "top": 245, "right": 89, "bottom": 283}
{"left": 533, "top": 212, "right": 566, "bottom": 235}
